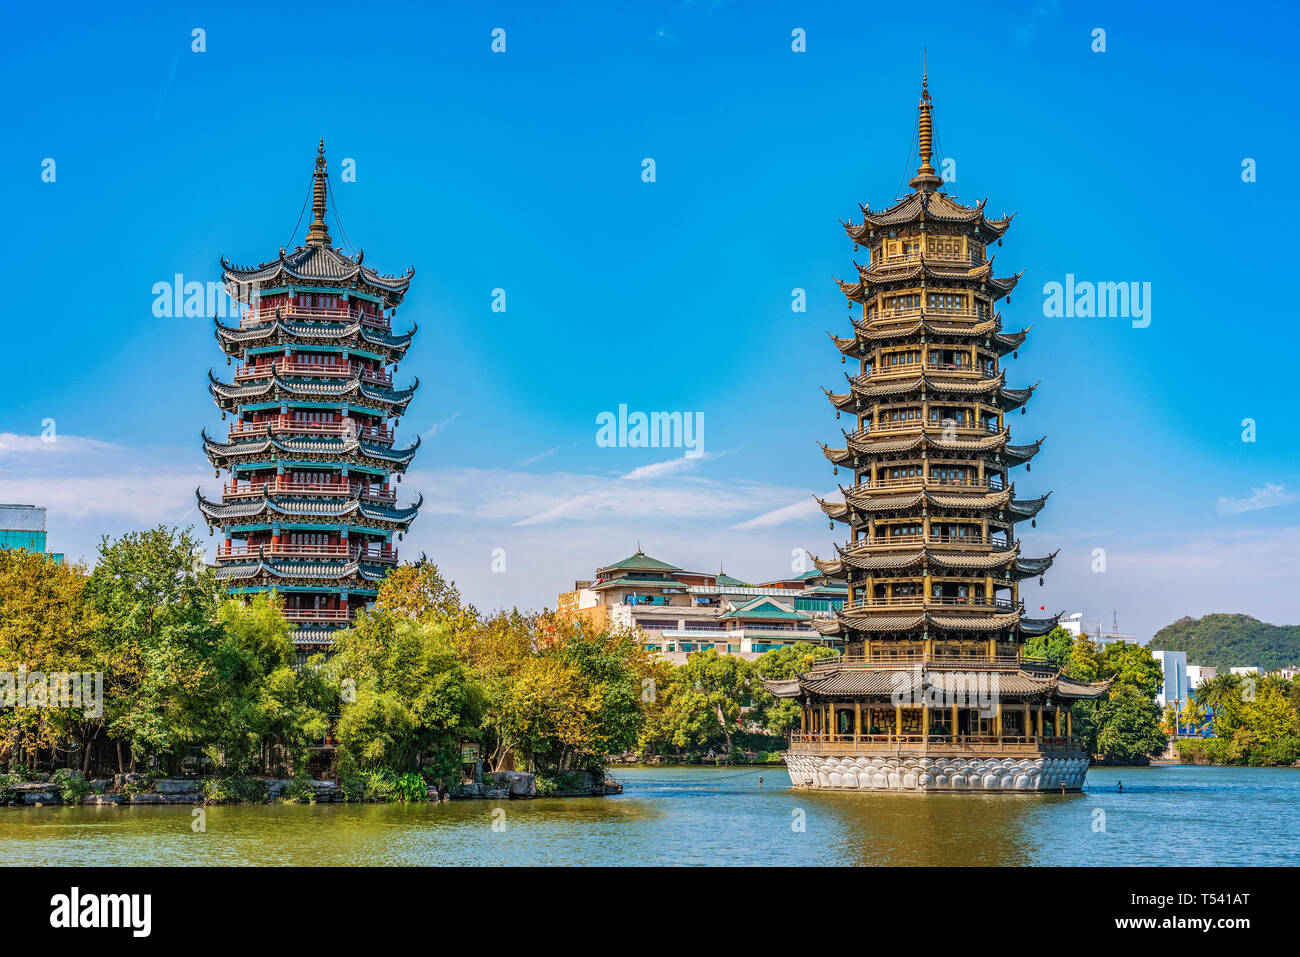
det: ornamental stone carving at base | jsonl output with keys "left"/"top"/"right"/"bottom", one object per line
{"left": 783, "top": 751, "right": 1091, "bottom": 792}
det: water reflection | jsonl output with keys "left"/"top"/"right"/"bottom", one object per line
{"left": 0, "top": 764, "right": 1296, "bottom": 866}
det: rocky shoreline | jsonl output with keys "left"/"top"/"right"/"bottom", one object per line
{"left": 1, "top": 769, "right": 622, "bottom": 807}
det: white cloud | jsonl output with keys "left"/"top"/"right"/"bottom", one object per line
{"left": 515, "top": 447, "right": 558, "bottom": 468}
{"left": 733, "top": 494, "right": 829, "bottom": 530}
{"left": 0, "top": 432, "right": 122, "bottom": 456}
{"left": 419, "top": 411, "right": 460, "bottom": 441}
{"left": 1215, "top": 483, "right": 1299, "bottom": 515}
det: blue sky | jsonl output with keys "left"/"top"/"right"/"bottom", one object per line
{"left": 2, "top": 0, "right": 1298, "bottom": 643}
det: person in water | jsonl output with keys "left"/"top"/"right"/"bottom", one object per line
{"left": 1118, "top": 780, "right": 1123, "bottom": 793}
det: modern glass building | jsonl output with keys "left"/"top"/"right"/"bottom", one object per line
{"left": 0, "top": 504, "right": 63, "bottom": 563}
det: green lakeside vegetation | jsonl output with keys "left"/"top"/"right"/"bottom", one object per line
{"left": 3, "top": 527, "right": 1298, "bottom": 807}
{"left": 1026, "top": 626, "right": 1300, "bottom": 766}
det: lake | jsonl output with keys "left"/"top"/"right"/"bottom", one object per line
{"left": 2, "top": 764, "right": 1297, "bottom": 865}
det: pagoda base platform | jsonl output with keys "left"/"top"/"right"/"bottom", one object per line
{"left": 783, "top": 748, "right": 1091, "bottom": 792}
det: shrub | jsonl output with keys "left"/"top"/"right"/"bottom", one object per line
{"left": 58, "top": 774, "right": 92, "bottom": 804}
{"left": 391, "top": 771, "right": 427, "bottom": 802}
{"left": 203, "top": 776, "right": 268, "bottom": 804}
{"left": 282, "top": 776, "right": 315, "bottom": 803}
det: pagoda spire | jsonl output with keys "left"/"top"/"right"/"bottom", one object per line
{"left": 305, "top": 139, "right": 332, "bottom": 246}
{"left": 909, "top": 68, "right": 943, "bottom": 193}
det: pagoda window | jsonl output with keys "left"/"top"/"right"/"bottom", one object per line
{"left": 925, "top": 237, "right": 962, "bottom": 258}
{"left": 927, "top": 293, "right": 966, "bottom": 311}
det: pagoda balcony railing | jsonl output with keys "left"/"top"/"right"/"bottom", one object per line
{"left": 847, "top": 477, "right": 998, "bottom": 491}
{"left": 786, "top": 733, "right": 1083, "bottom": 753}
{"left": 868, "top": 306, "right": 990, "bottom": 323}
{"left": 816, "top": 650, "right": 1051, "bottom": 670}
{"left": 217, "top": 542, "right": 398, "bottom": 563}
{"left": 227, "top": 417, "right": 394, "bottom": 443}
{"left": 242, "top": 303, "right": 390, "bottom": 331}
{"left": 840, "top": 595, "right": 1019, "bottom": 612}
{"left": 864, "top": 362, "right": 997, "bottom": 380}
{"left": 234, "top": 360, "right": 393, "bottom": 386}
{"left": 282, "top": 608, "right": 353, "bottom": 623}
{"left": 844, "top": 533, "right": 1010, "bottom": 549}
{"left": 847, "top": 419, "right": 1000, "bottom": 440}
{"left": 878, "top": 252, "right": 984, "bottom": 268}
{"left": 222, "top": 479, "right": 396, "bottom": 503}
{"left": 864, "top": 418, "right": 999, "bottom": 435}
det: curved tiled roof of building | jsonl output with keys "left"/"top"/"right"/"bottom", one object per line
{"left": 221, "top": 243, "right": 414, "bottom": 304}
{"left": 195, "top": 488, "right": 422, "bottom": 527}
{"left": 843, "top": 190, "right": 1014, "bottom": 239}
{"left": 201, "top": 429, "right": 420, "bottom": 468}
{"left": 213, "top": 316, "right": 417, "bottom": 357}
{"left": 207, "top": 369, "right": 418, "bottom": 411}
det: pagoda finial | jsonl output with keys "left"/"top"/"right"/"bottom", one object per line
{"left": 305, "top": 139, "right": 332, "bottom": 246}
{"left": 909, "top": 61, "right": 943, "bottom": 193}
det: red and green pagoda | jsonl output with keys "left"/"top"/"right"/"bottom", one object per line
{"left": 201, "top": 142, "right": 422, "bottom": 655}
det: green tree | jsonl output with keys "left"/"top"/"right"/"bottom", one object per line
{"left": 746, "top": 644, "right": 839, "bottom": 736}
{"left": 1093, "top": 685, "right": 1168, "bottom": 762}
{"left": 1023, "top": 626, "right": 1073, "bottom": 670}
{"left": 206, "top": 595, "right": 330, "bottom": 775}
{"left": 85, "top": 525, "right": 221, "bottom": 774}
{"left": 326, "top": 609, "right": 482, "bottom": 781}
{"left": 0, "top": 550, "right": 105, "bottom": 774}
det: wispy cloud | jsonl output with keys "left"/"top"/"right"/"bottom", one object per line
{"left": 618, "top": 452, "right": 718, "bottom": 482}
{"left": 733, "top": 494, "right": 828, "bottom": 530}
{"left": 0, "top": 433, "right": 203, "bottom": 524}
{"left": 515, "top": 447, "right": 558, "bottom": 468}
{"left": 420, "top": 411, "right": 460, "bottom": 441}
{"left": 1215, "top": 483, "right": 1299, "bottom": 515}
{"left": 1012, "top": 0, "right": 1061, "bottom": 44}
{"left": 0, "top": 432, "right": 122, "bottom": 455}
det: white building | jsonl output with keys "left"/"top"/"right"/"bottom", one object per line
{"left": 1186, "top": 665, "right": 1217, "bottom": 688}
{"left": 1057, "top": 613, "right": 1136, "bottom": 645}
{"left": 1230, "top": 666, "right": 1261, "bottom": 676}
{"left": 1153, "top": 650, "right": 1189, "bottom": 709}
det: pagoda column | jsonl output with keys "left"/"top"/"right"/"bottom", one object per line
{"left": 854, "top": 700, "right": 861, "bottom": 739}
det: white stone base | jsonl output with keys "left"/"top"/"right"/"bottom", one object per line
{"left": 783, "top": 751, "right": 1091, "bottom": 792}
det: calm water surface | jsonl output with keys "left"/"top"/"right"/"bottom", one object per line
{"left": 2, "top": 765, "right": 1296, "bottom": 865}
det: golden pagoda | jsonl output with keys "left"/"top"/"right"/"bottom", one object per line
{"left": 767, "top": 75, "right": 1111, "bottom": 792}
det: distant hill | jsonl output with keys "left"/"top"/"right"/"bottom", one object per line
{"left": 1148, "top": 614, "right": 1300, "bottom": 672}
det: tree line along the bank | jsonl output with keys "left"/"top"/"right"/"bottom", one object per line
{"left": 5, "top": 525, "right": 1293, "bottom": 804}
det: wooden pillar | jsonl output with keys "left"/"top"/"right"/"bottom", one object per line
{"left": 827, "top": 702, "right": 834, "bottom": 740}
{"left": 922, "top": 704, "right": 929, "bottom": 740}
{"left": 895, "top": 704, "right": 902, "bottom": 737}
{"left": 854, "top": 700, "right": 862, "bottom": 739}
{"left": 1067, "top": 709, "right": 1073, "bottom": 738}
{"left": 800, "top": 704, "right": 807, "bottom": 733}
{"left": 995, "top": 700, "right": 1003, "bottom": 738}
{"left": 1025, "top": 702, "right": 1032, "bottom": 740}
{"left": 1055, "top": 705, "right": 1061, "bottom": 739}
{"left": 1036, "top": 707, "right": 1043, "bottom": 737}
{"left": 951, "top": 703, "right": 958, "bottom": 738}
